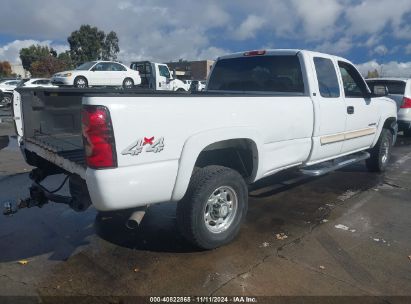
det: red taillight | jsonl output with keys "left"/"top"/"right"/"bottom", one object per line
{"left": 401, "top": 97, "right": 411, "bottom": 108}
{"left": 81, "top": 105, "right": 117, "bottom": 169}
{"left": 244, "top": 50, "right": 266, "bottom": 56}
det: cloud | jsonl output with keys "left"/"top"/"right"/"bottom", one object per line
{"left": 345, "top": 0, "right": 411, "bottom": 36}
{"left": 291, "top": 0, "right": 343, "bottom": 40}
{"left": 232, "top": 15, "right": 266, "bottom": 40}
{"left": 356, "top": 60, "right": 411, "bottom": 77}
{"left": 373, "top": 45, "right": 388, "bottom": 56}
{"left": 0, "top": 0, "right": 410, "bottom": 66}
{"left": 0, "top": 40, "right": 68, "bottom": 64}
{"left": 316, "top": 37, "right": 353, "bottom": 55}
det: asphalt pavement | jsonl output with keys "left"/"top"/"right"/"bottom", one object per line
{"left": 0, "top": 115, "right": 410, "bottom": 303}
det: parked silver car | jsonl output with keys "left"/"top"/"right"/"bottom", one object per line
{"left": 366, "top": 78, "right": 411, "bottom": 136}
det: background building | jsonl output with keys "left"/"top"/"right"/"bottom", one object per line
{"left": 11, "top": 64, "right": 30, "bottom": 78}
{"left": 166, "top": 60, "right": 214, "bottom": 80}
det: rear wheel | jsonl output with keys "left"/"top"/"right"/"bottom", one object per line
{"left": 176, "top": 166, "right": 248, "bottom": 249}
{"left": 122, "top": 78, "right": 134, "bottom": 89}
{"left": 366, "top": 128, "right": 393, "bottom": 172}
{"left": 73, "top": 76, "right": 88, "bottom": 88}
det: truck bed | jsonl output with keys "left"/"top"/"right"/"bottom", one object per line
{"left": 26, "top": 134, "right": 85, "bottom": 166}
{"left": 17, "top": 87, "right": 306, "bottom": 179}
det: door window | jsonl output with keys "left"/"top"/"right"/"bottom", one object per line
{"left": 338, "top": 62, "right": 368, "bottom": 98}
{"left": 110, "top": 63, "right": 126, "bottom": 71}
{"left": 158, "top": 65, "right": 170, "bottom": 78}
{"left": 93, "top": 62, "right": 111, "bottom": 71}
{"left": 314, "top": 57, "right": 340, "bottom": 98}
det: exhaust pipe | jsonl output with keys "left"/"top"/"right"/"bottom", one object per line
{"left": 126, "top": 209, "right": 146, "bottom": 229}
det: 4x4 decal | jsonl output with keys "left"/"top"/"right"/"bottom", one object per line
{"left": 121, "top": 136, "right": 165, "bottom": 156}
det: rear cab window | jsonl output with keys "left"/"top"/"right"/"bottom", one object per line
{"left": 207, "top": 54, "right": 304, "bottom": 93}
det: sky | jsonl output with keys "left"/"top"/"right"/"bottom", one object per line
{"left": 0, "top": 0, "right": 411, "bottom": 76}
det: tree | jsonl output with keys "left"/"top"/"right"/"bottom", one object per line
{"left": 19, "top": 45, "right": 56, "bottom": 71}
{"left": 102, "top": 31, "right": 120, "bottom": 61}
{"left": 30, "top": 56, "right": 70, "bottom": 77}
{"left": 57, "top": 51, "right": 75, "bottom": 70}
{"left": 0, "top": 61, "right": 12, "bottom": 77}
{"left": 68, "top": 24, "right": 120, "bottom": 65}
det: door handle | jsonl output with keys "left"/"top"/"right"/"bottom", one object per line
{"left": 347, "top": 106, "right": 354, "bottom": 114}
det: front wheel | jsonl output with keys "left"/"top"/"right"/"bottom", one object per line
{"left": 122, "top": 78, "right": 134, "bottom": 89}
{"left": 73, "top": 76, "right": 88, "bottom": 88}
{"left": 2, "top": 94, "right": 12, "bottom": 107}
{"left": 176, "top": 166, "right": 248, "bottom": 249}
{"left": 366, "top": 128, "right": 393, "bottom": 172}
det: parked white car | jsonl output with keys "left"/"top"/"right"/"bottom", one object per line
{"left": 190, "top": 80, "right": 206, "bottom": 91}
{"left": 0, "top": 80, "right": 21, "bottom": 107}
{"left": 366, "top": 78, "right": 411, "bottom": 136}
{"left": 51, "top": 61, "right": 141, "bottom": 88}
{"left": 18, "top": 78, "right": 57, "bottom": 88}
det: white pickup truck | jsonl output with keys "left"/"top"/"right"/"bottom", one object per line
{"left": 130, "top": 61, "right": 188, "bottom": 91}
{"left": 9, "top": 49, "right": 397, "bottom": 249}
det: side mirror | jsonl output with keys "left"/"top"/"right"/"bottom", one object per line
{"left": 373, "top": 85, "right": 388, "bottom": 96}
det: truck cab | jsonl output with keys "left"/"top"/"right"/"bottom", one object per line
{"left": 130, "top": 61, "right": 187, "bottom": 91}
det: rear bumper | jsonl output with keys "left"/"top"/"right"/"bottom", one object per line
{"left": 398, "top": 120, "right": 411, "bottom": 132}
{"left": 85, "top": 160, "right": 179, "bottom": 211}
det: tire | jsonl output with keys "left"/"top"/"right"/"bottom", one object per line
{"left": 122, "top": 78, "right": 134, "bottom": 89}
{"left": 2, "top": 94, "right": 12, "bottom": 107}
{"left": 176, "top": 165, "right": 248, "bottom": 249}
{"left": 404, "top": 128, "right": 411, "bottom": 137}
{"left": 366, "top": 128, "right": 393, "bottom": 172}
{"left": 73, "top": 76, "right": 88, "bottom": 88}
{"left": 176, "top": 88, "right": 185, "bottom": 92}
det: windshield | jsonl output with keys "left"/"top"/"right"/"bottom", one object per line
{"left": 3, "top": 80, "right": 21, "bottom": 86}
{"left": 208, "top": 55, "right": 304, "bottom": 93}
{"left": 76, "top": 61, "right": 97, "bottom": 70}
{"left": 16, "top": 79, "right": 31, "bottom": 88}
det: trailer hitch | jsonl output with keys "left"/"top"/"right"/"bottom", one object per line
{"left": 3, "top": 170, "right": 91, "bottom": 216}
{"left": 3, "top": 182, "right": 73, "bottom": 216}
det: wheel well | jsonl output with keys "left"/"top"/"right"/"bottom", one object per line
{"left": 195, "top": 139, "right": 258, "bottom": 179}
{"left": 383, "top": 117, "right": 397, "bottom": 134}
{"left": 74, "top": 76, "right": 86, "bottom": 81}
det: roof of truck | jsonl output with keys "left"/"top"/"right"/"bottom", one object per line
{"left": 217, "top": 49, "right": 349, "bottom": 63}
{"left": 366, "top": 77, "right": 409, "bottom": 82}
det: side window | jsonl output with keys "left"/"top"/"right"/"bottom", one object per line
{"left": 110, "top": 63, "right": 126, "bottom": 71}
{"left": 93, "top": 63, "right": 105, "bottom": 71}
{"left": 158, "top": 65, "right": 170, "bottom": 78}
{"left": 314, "top": 57, "right": 340, "bottom": 98}
{"left": 338, "top": 62, "right": 368, "bottom": 98}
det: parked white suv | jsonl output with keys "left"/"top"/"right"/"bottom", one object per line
{"left": 366, "top": 78, "right": 411, "bottom": 136}
{"left": 51, "top": 61, "right": 141, "bottom": 88}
